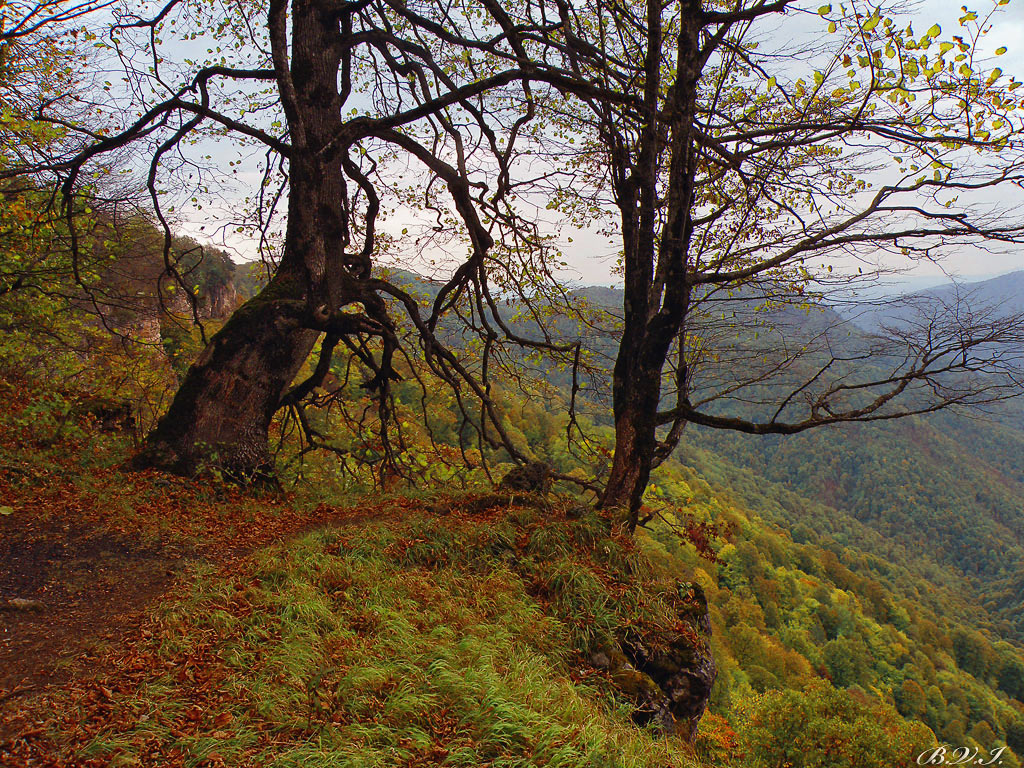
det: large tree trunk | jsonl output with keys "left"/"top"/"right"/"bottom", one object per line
{"left": 600, "top": 320, "right": 690, "bottom": 529}
{"left": 134, "top": 0, "right": 359, "bottom": 480}
{"left": 600, "top": 405, "right": 659, "bottom": 519}
{"left": 134, "top": 273, "right": 319, "bottom": 479}
{"left": 598, "top": 0, "right": 701, "bottom": 525}
{"left": 134, "top": 151, "right": 348, "bottom": 481}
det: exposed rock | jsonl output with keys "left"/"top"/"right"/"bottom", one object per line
{"left": 125, "top": 308, "right": 163, "bottom": 344}
{"left": 592, "top": 582, "right": 717, "bottom": 740}
{"left": 206, "top": 279, "right": 240, "bottom": 319}
{"left": 499, "top": 461, "right": 552, "bottom": 493}
{"left": 591, "top": 644, "right": 677, "bottom": 732}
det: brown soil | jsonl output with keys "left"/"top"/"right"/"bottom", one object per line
{"left": 0, "top": 514, "right": 189, "bottom": 703}
{"left": 0, "top": 464, "right": 388, "bottom": 751}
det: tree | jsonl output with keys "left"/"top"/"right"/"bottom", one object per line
{"left": 0, "top": 0, "right": 159, "bottom": 391}
{"left": 737, "top": 680, "right": 933, "bottom": 768}
{"left": 0, "top": 0, "right": 112, "bottom": 168}
{"left": 29, "top": 0, "right": 590, "bottom": 479}
{"left": 535, "top": 0, "right": 1024, "bottom": 524}
{"left": 10, "top": 0, "right": 1024, "bottom": 514}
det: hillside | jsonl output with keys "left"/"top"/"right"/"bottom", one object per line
{"left": 675, "top": 271, "right": 1024, "bottom": 641}
{"left": 2, "top": 233, "right": 1024, "bottom": 766}
{"left": 0, "top": 390, "right": 998, "bottom": 768}
{"left": 557, "top": 275, "right": 1024, "bottom": 641}
{"left": 4, "top": 0, "right": 1024, "bottom": 760}
{"left": 0, "top": 456, "right": 715, "bottom": 765}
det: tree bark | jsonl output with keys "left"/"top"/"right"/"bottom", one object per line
{"left": 597, "top": 0, "right": 702, "bottom": 526}
{"left": 134, "top": 274, "right": 319, "bottom": 479}
{"left": 133, "top": 153, "right": 350, "bottom": 481}
{"left": 599, "top": 373, "right": 661, "bottom": 517}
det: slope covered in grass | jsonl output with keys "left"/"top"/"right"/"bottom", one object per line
{"left": 0, "top": 273, "right": 1019, "bottom": 766}
{"left": 5, "top": 495, "right": 719, "bottom": 767}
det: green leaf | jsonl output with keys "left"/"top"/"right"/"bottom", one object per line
{"left": 996, "top": 46, "right": 1007, "bottom": 56}
{"left": 0, "top": 506, "right": 12, "bottom": 516}
{"left": 818, "top": 4, "right": 832, "bottom": 15}
{"left": 927, "top": 24, "right": 941, "bottom": 38}
{"left": 863, "top": 14, "right": 880, "bottom": 32}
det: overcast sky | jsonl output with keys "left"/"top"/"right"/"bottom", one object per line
{"left": 547, "top": 0, "right": 1024, "bottom": 289}
{"left": 162, "top": 0, "right": 1024, "bottom": 291}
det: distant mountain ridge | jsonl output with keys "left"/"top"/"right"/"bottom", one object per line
{"left": 901, "top": 269, "right": 1024, "bottom": 306}
{"left": 838, "top": 270, "right": 1024, "bottom": 335}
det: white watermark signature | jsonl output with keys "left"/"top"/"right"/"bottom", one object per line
{"left": 917, "top": 746, "right": 1007, "bottom": 765}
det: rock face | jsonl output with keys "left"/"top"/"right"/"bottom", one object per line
{"left": 205, "top": 279, "right": 240, "bottom": 319}
{"left": 164, "top": 280, "right": 240, "bottom": 320}
{"left": 591, "top": 583, "right": 717, "bottom": 741}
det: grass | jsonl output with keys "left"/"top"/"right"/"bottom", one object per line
{"left": 11, "top": 496, "right": 707, "bottom": 767}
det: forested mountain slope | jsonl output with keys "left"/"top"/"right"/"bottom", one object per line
{"left": 677, "top": 271, "right": 1024, "bottom": 642}
{"left": 684, "top": 412, "right": 1024, "bottom": 637}
{"left": 556, "top": 276, "right": 1024, "bottom": 642}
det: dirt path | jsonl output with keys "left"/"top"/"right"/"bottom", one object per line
{"left": 0, "top": 515, "right": 188, "bottom": 699}
{"left": 0, "top": 471, "right": 385, "bottom": 745}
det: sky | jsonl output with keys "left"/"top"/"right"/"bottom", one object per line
{"left": 545, "top": 0, "right": 1024, "bottom": 289}
{"left": 152, "top": 0, "right": 1024, "bottom": 292}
